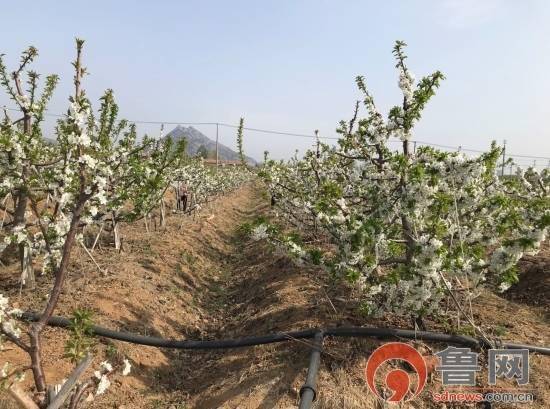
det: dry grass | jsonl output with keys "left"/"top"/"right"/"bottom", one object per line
{"left": 0, "top": 394, "right": 16, "bottom": 409}
{"left": 314, "top": 368, "right": 378, "bottom": 409}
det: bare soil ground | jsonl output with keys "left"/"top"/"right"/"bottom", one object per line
{"left": 1, "top": 184, "right": 549, "bottom": 408}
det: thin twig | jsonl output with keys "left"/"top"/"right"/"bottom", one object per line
{"left": 79, "top": 241, "right": 105, "bottom": 274}
{"left": 321, "top": 286, "right": 338, "bottom": 315}
{"left": 0, "top": 326, "right": 30, "bottom": 352}
{"left": 90, "top": 223, "right": 104, "bottom": 252}
{"left": 438, "top": 271, "right": 494, "bottom": 348}
{"left": 282, "top": 333, "right": 344, "bottom": 360}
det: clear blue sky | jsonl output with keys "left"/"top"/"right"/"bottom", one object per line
{"left": 1, "top": 0, "right": 549, "bottom": 166}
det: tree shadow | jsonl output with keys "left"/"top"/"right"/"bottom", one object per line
{"left": 504, "top": 255, "right": 549, "bottom": 318}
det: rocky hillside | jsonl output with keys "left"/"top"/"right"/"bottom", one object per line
{"left": 165, "top": 125, "right": 256, "bottom": 164}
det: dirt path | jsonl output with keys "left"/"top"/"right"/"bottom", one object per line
{"left": 1, "top": 184, "right": 549, "bottom": 409}
{"left": 2, "top": 184, "right": 320, "bottom": 408}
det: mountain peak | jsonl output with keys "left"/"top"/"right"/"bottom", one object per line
{"left": 165, "top": 125, "right": 256, "bottom": 164}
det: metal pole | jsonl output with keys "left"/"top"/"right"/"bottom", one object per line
{"left": 315, "top": 130, "right": 320, "bottom": 158}
{"left": 298, "top": 332, "right": 324, "bottom": 409}
{"left": 501, "top": 140, "right": 507, "bottom": 176}
{"left": 216, "top": 123, "right": 219, "bottom": 171}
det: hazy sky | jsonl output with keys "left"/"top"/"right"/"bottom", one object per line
{"left": 1, "top": 0, "right": 549, "bottom": 166}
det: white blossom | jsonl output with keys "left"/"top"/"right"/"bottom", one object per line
{"left": 96, "top": 374, "right": 111, "bottom": 395}
{"left": 251, "top": 224, "right": 269, "bottom": 241}
{"left": 122, "top": 359, "right": 131, "bottom": 376}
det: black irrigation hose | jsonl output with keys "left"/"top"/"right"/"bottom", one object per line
{"left": 298, "top": 332, "right": 323, "bottom": 409}
{"left": 21, "top": 312, "right": 550, "bottom": 409}
{"left": 21, "top": 312, "right": 550, "bottom": 355}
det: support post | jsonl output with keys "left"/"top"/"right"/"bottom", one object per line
{"left": 501, "top": 139, "right": 507, "bottom": 177}
{"left": 216, "top": 123, "right": 219, "bottom": 171}
{"left": 112, "top": 212, "right": 121, "bottom": 250}
{"left": 160, "top": 200, "right": 166, "bottom": 228}
{"left": 21, "top": 245, "right": 34, "bottom": 288}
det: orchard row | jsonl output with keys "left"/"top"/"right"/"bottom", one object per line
{"left": 257, "top": 41, "right": 549, "bottom": 320}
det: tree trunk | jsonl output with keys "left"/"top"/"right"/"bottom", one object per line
{"left": 14, "top": 191, "right": 35, "bottom": 288}
{"left": 15, "top": 109, "right": 35, "bottom": 288}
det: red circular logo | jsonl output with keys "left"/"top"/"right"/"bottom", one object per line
{"left": 365, "top": 342, "right": 427, "bottom": 402}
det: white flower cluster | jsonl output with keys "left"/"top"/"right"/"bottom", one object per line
{"left": 258, "top": 43, "right": 549, "bottom": 319}
{"left": 251, "top": 224, "right": 269, "bottom": 241}
{"left": 0, "top": 294, "right": 22, "bottom": 344}
{"left": 1, "top": 83, "right": 253, "bottom": 281}
{"left": 398, "top": 67, "right": 415, "bottom": 105}
{"left": 93, "top": 358, "right": 131, "bottom": 396}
